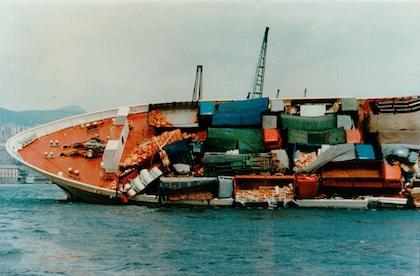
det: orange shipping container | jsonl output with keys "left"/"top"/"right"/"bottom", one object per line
{"left": 263, "top": 128, "right": 280, "bottom": 144}
{"left": 345, "top": 129, "right": 363, "bottom": 144}
{"left": 382, "top": 162, "right": 402, "bottom": 181}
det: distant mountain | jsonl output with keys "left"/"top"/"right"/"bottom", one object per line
{"left": 0, "top": 105, "right": 86, "bottom": 127}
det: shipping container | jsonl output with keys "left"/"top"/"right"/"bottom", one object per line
{"left": 204, "top": 153, "right": 274, "bottom": 176}
{"left": 270, "top": 99, "right": 285, "bottom": 112}
{"left": 234, "top": 175, "right": 295, "bottom": 206}
{"left": 264, "top": 129, "right": 282, "bottom": 150}
{"left": 287, "top": 128, "right": 346, "bottom": 145}
{"left": 300, "top": 104, "right": 326, "bottom": 117}
{"left": 322, "top": 160, "right": 382, "bottom": 179}
{"left": 345, "top": 129, "right": 363, "bottom": 144}
{"left": 217, "top": 97, "right": 269, "bottom": 113}
{"left": 199, "top": 101, "right": 215, "bottom": 116}
{"left": 307, "top": 127, "right": 346, "bottom": 145}
{"left": 382, "top": 162, "right": 402, "bottom": 181}
{"left": 262, "top": 114, "right": 278, "bottom": 129}
{"left": 205, "top": 128, "right": 264, "bottom": 153}
{"left": 320, "top": 159, "right": 401, "bottom": 191}
{"left": 355, "top": 144, "right": 376, "bottom": 160}
{"left": 160, "top": 176, "right": 217, "bottom": 190}
{"left": 217, "top": 176, "right": 234, "bottom": 198}
{"left": 341, "top": 98, "right": 359, "bottom": 112}
{"left": 287, "top": 128, "right": 308, "bottom": 144}
{"left": 263, "top": 128, "right": 280, "bottom": 144}
{"left": 148, "top": 102, "right": 199, "bottom": 128}
{"left": 212, "top": 111, "right": 262, "bottom": 126}
{"left": 280, "top": 113, "right": 337, "bottom": 131}
{"left": 337, "top": 115, "right": 354, "bottom": 129}
{"left": 212, "top": 98, "right": 269, "bottom": 126}
{"left": 204, "top": 153, "right": 253, "bottom": 176}
{"left": 296, "top": 175, "right": 319, "bottom": 199}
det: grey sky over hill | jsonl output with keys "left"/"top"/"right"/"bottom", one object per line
{"left": 1, "top": 1, "right": 420, "bottom": 111}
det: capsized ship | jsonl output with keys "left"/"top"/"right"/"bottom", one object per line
{"left": 6, "top": 96, "right": 420, "bottom": 208}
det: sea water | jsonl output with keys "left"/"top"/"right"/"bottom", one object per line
{"left": 0, "top": 184, "right": 419, "bottom": 275}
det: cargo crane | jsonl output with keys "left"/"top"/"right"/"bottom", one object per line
{"left": 247, "top": 27, "right": 269, "bottom": 99}
{"left": 192, "top": 65, "right": 203, "bottom": 101}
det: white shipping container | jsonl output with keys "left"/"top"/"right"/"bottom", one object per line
{"left": 262, "top": 115, "right": 277, "bottom": 129}
{"left": 300, "top": 104, "right": 326, "bottom": 117}
{"left": 217, "top": 176, "right": 234, "bottom": 198}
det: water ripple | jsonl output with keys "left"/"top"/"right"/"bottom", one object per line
{"left": 0, "top": 184, "right": 419, "bottom": 275}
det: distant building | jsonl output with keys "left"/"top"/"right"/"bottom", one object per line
{"left": 0, "top": 166, "right": 22, "bottom": 184}
{"left": 0, "top": 165, "right": 51, "bottom": 184}
{"left": 24, "top": 170, "right": 52, "bottom": 184}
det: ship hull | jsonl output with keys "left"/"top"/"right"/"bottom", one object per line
{"left": 54, "top": 181, "right": 119, "bottom": 204}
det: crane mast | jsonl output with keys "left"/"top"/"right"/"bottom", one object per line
{"left": 248, "top": 27, "right": 269, "bottom": 99}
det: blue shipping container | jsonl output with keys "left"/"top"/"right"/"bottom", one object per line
{"left": 212, "top": 111, "right": 262, "bottom": 126}
{"left": 199, "top": 102, "right": 215, "bottom": 116}
{"left": 355, "top": 144, "right": 376, "bottom": 160}
{"left": 217, "top": 97, "right": 268, "bottom": 113}
{"left": 212, "top": 98, "right": 269, "bottom": 126}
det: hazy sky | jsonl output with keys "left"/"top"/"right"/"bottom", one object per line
{"left": 1, "top": 0, "right": 420, "bottom": 111}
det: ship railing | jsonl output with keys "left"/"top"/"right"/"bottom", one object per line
{"left": 6, "top": 103, "right": 150, "bottom": 155}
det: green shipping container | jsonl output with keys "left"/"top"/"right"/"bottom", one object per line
{"left": 287, "top": 127, "right": 346, "bottom": 145}
{"left": 204, "top": 153, "right": 253, "bottom": 176}
{"left": 287, "top": 128, "right": 308, "bottom": 144}
{"left": 206, "top": 128, "right": 264, "bottom": 153}
{"left": 280, "top": 113, "right": 337, "bottom": 131}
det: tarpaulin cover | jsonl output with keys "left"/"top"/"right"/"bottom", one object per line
{"left": 212, "top": 98, "right": 269, "bottom": 126}
{"left": 295, "top": 143, "right": 356, "bottom": 173}
{"left": 287, "top": 127, "right": 346, "bottom": 145}
{"left": 205, "top": 128, "right": 264, "bottom": 153}
{"left": 280, "top": 113, "right": 337, "bottom": 131}
{"left": 217, "top": 97, "right": 268, "bottom": 113}
{"left": 163, "top": 141, "right": 192, "bottom": 164}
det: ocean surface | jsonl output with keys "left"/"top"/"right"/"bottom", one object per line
{"left": 0, "top": 184, "right": 419, "bottom": 275}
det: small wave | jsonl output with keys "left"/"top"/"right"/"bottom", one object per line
{"left": 0, "top": 248, "right": 23, "bottom": 258}
{"left": 32, "top": 229, "right": 48, "bottom": 234}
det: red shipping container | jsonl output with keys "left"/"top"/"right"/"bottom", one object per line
{"left": 197, "top": 130, "right": 207, "bottom": 141}
{"left": 296, "top": 175, "right": 319, "bottom": 199}
{"left": 382, "top": 162, "right": 401, "bottom": 181}
{"left": 263, "top": 128, "right": 280, "bottom": 144}
{"left": 345, "top": 129, "right": 363, "bottom": 144}
{"left": 384, "top": 181, "right": 401, "bottom": 189}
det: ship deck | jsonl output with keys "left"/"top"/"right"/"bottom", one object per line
{"left": 19, "top": 112, "right": 155, "bottom": 189}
